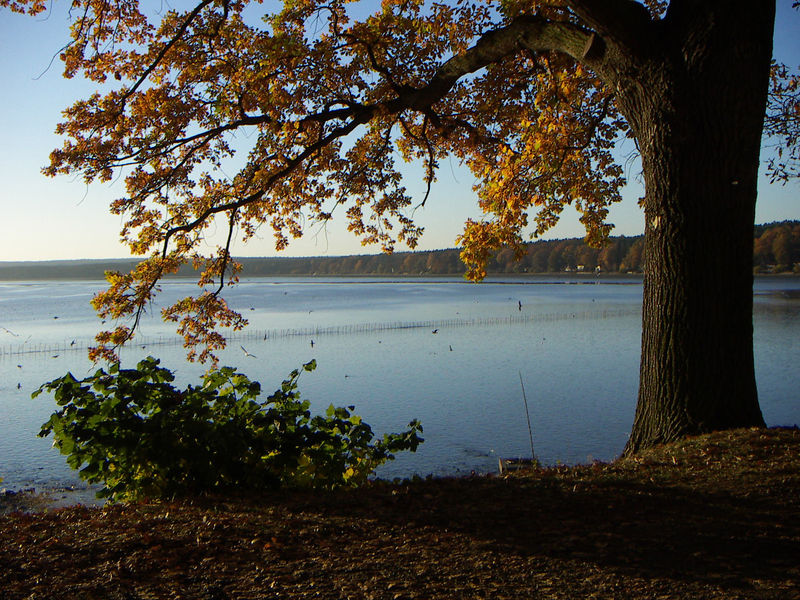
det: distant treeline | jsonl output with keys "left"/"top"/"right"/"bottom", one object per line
{"left": 2, "top": 221, "right": 798, "bottom": 280}
{"left": 753, "top": 221, "right": 800, "bottom": 273}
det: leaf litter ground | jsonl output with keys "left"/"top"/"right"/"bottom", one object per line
{"left": 1, "top": 427, "right": 798, "bottom": 599}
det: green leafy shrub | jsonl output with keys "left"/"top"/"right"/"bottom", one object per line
{"left": 33, "top": 357, "right": 422, "bottom": 502}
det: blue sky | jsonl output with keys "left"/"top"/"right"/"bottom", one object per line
{"left": 1, "top": 1, "right": 798, "bottom": 261}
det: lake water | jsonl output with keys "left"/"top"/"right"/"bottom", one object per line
{"left": 1, "top": 276, "right": 798, "bottom": 502}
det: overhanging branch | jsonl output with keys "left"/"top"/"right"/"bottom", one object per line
{"left": 392, "top": 15, "right": 596, "bottom": 111}
{"left": 155, "top": 15, "right": 599, "bottom": 252}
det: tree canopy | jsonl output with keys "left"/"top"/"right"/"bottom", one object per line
{"left": 2, "top": 0, "right": 796, "bottom": 364}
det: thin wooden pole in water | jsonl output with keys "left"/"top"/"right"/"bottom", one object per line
{"left": 519, "top": 371, "right": 535, "bottom": 460}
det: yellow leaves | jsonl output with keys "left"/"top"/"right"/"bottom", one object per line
{"left": 89, "top": 326, "right": 133, "bottom": 363}
{"left": 160, "top": 290, "right": 248, "bottom": 365}
{"left": 457, "top": 219, "right": 523, "bottom": 282}
{"left": 0, "top": 0, "right": 47, "bottom": 15}
{"left": 454, "top": 52, "right": 624, "bottom": 276}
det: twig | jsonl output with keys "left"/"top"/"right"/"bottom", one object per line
{"left": 519, "top": 371, "right": 535, "bottom": 460}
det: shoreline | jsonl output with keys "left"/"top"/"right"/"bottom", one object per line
{"left": 4, "top": 426, "right": 798, "bottom": 516}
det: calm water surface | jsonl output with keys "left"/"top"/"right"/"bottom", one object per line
{"left": 1, "top": 276, "right": 798, "bottom": 501}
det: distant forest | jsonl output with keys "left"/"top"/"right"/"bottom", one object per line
{"left": 2, "top": 221, "right": 798, "bottom": 280}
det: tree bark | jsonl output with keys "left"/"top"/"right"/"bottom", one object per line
{"left": 616, "top": 1, "right": 774, "bottom": 454}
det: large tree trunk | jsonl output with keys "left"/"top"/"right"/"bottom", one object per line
{"left": 617, "top": 1, "right": 774, "bottom": 455}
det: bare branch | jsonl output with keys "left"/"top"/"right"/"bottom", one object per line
{"left": 213, "top": 208, "right": 238, "bottom": 296}
{"left": 390, "top": 16, "right": 594, "bottom": 112}
{"left": 566, "top": 0, "right": 654, "bottom": 55}
{"left": 399, "top": 115, "right": 437, "bottom": 210}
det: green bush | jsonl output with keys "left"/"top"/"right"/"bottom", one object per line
{"left": 34, "top": 357, "right": 422, "bottom": 502}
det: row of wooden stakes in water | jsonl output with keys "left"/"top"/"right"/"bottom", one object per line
{"left": 0, "top": 308, "right": 639, "bottom": 357}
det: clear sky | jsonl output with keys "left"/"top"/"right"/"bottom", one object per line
{"left": 1, "top": 1, "right": 798, "bottom": 262}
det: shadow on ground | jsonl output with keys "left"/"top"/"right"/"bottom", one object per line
{"left": 1, "top": 428, "right": 798, "bottom": 599}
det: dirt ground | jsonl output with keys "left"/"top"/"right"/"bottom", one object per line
{"left": 1, "top": 427, "right": 798, "bottom": 599}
